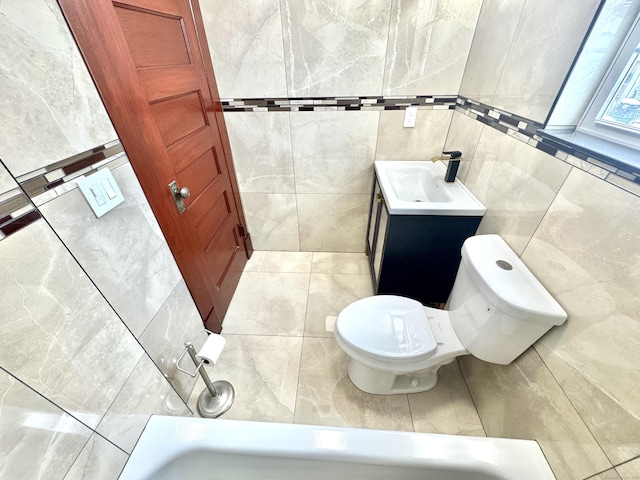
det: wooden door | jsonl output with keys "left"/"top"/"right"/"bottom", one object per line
{"left": 57, "top": 0, "right": 252, "bottom": 332}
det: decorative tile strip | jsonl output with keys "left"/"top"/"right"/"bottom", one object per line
{"left": 221, "top": 95, "right": 458, "bottom": 112}
{"left": 0, "top": 188, "right": 41, "bottom": 241}
{"left": 456, "top": 96, "right": 640, "bottom": 198}
{"left": 16, "top": 141, "right": 129, "bottom": 206}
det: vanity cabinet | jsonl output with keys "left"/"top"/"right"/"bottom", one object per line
{"left": 365, "top": 176, "right": 483, "bottom": 306}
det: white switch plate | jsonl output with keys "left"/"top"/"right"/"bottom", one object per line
{"left": 77, "top": 168, "right": 124, "bottom": 218}
{"left": 403, "top": 106, "right": 417, "bottom": 128}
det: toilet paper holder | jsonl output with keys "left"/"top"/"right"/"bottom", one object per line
{"left": 176, "top": 329, "right": 214, "bottom": 377}
{"left": 176, "top": 329, "right": 235, "bottom": 419}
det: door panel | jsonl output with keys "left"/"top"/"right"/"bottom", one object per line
{"left": 115, "top": 7, "right": 192, "bottom": 67}
{"left": 58, "top": 0, "right": 250, "bottom": 331}
{"left": 150, "top": 92, "right": 208, "bottom": 147}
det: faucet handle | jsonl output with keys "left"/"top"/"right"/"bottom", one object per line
{"left": 442, "top": 150, "right": 462, "bottom": 159}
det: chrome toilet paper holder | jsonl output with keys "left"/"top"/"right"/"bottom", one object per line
{"left": 176, "top": 329, "right": 235, "bottom": 419}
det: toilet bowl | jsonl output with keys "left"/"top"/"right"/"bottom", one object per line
{"left": 334, "top": 235, "right": 567, "bottom": 395}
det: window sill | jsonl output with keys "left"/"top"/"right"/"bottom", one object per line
{"left": 539, "top": 127, "right": 640, "bottom": 176}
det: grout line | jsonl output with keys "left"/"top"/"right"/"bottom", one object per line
{"left": 456, "top": 358, "right": 488, "bottom": 438}
{"left": 533, "top": 344, "right": 617, "bottom": 474}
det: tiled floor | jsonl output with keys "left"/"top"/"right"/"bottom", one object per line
{"left": 188, "top": 251, "right": 485, "bottom": 436}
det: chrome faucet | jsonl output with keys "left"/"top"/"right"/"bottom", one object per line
{"left": 431, "top": 150, "right": 462, "bottom": 183}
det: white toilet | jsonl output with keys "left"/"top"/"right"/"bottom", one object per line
{"left": 334, "top": 234, "right": 567, "bottom": 395}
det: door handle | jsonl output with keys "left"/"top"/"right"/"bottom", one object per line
{"left": 168, "top": 180, "right": 189, "bottom": 214}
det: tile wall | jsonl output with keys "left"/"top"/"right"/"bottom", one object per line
{"left": 445, "top": 1, "right": 640, "bottom": 479}
{"left": 459, "top": 0, "right": 600, "bottom": 123}
{"left": 444, "top": 109, "right": 640, "bottom": 479}
{"left": 202, "top": 0, "right": 482, "bottom": 252}
{"left": 0, "top": 1, "right": 205, "bottom": 478}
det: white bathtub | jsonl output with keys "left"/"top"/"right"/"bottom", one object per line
{"left": 119, "top": 416, "right": 555, "bottom": 479}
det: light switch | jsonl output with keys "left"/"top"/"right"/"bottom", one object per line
{"left": 90, "top": 185, "right": 107, "bottom": 206}
{"left": 102, "top": 178, "right": 118, "bottom": 199}
{"left": 77, "top": 168, "right": 125, "bottom": 218}
{"left": 403, "top": 106, "right": 417, "bottom": 128}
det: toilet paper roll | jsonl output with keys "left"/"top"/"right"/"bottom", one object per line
{"left": 196, "top": 333, "right": 226, "bottom": 366}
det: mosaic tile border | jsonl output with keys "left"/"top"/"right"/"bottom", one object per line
{"left": 16, "top": 140, "right": 124, "bottom": 199}
{"left": 455, "top": 96, "right": 640, "bottom": 198}
{"left": 2, "top": 91, "right": 638, "bottom": 239}
{"left": 0, "top": 141, "right": 128, "bottom": 241}
{"left": 0, "top": 188, "right": 41, "bottom": 240}
{"left": 221, "top": 95, "right": 458, "bottom": 112}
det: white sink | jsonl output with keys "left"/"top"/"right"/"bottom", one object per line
{"left": 375, "top": 161, "right": 486, "bottom": 216}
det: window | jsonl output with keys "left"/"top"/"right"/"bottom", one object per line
{"left": 543, "top": 3, "right": 640, "bottom": 173}
{"left": 578, "top": 15, "right": 640, "bottom": 150}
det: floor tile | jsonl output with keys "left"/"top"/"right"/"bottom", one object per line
{"left": 311, "top": 252, "right": 371, "bottom": 275}
{"left": 586, "top": 468, "right": 622, "bottom": 479}
{"left": 460, "top": 349, "right": 612, "bottom": 480}
{"left": 245, "top": 251, "right": 313, "bottom": 273}
{"left": 616, "top": 457, "right": 640, "bottom": 479}
{"left": 188, "top": 335, "right": 302, "bottom": 423}
{"left": 294, "top": 337, "right": 414, "bottom": 431}
{"left": 304, "top": 273, "right": 373, "bottom": 337}
{"left": 222, "top": 272, "right": 310, "bottom": 336}
{"left": 408, "top": 361, "right": 485, "bottom": 436}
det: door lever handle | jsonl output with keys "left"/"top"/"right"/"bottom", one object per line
{"left": 168, "top": 180, "right": 189, "bottom": 214}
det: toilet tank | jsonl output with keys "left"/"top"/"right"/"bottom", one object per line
{"left": 448, "top": 235, "right": 567, "bottom": 365}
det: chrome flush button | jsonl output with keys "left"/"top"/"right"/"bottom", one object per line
{"left": 496, "top": 260, "right": 513, "bottom": 271}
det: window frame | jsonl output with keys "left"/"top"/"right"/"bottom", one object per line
{"left": 577, "top": 12, "right": 640, "bottom": 151}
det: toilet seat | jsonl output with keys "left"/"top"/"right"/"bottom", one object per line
{"left": 335, "top": 296, "right": 437, "bottom": 363}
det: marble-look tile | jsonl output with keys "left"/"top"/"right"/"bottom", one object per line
{"left": 188, "top": 335, "right": 302, "bottom": 423}
{"left": 494, "top": 0, "right": 600, "bottom": 122}
{"left": 536, "top": 343, "right": 640, "bottom": 467}
{"left": 375, "top": 109, "right": 453, "bottom": 161}
{"left": 383, "top": 0, "right": 482, "bottom": 95}
{"left": 0, "top": 369, "right": 92, "bottom": 480}
{"left": 294, "top": 337, "right": 414, "bottom": 431}
{"left": 290, "top": 111, "right": 379, "bottom": 194}
{"left": 616, "top": 457, "right": 640, "bottom": 479}
{"left": 63, "top": 435, "right": 128, "bottom": 480}
{"left": 463, "top": 126, "right": 572, "bottom": 255}
{"left": 442, "top": 111, "right": 485, "bottom": 181}
{"left": 39, "top": 163, "right": 182, "bottom": 337}
{"left": 460, "top": 350, "right": 612, "bottom": 480}
{"left": 221, "top": 272, "right": 309, "bottom": 336}
{"left": 241, "top": 193, "right": 300, "bottom": 251}
{"left": 0, "top": 220, "right": 142, "bottom": 428}
{"left": 521, "top": 168, "right": 640, "bottom": 465}
{"left": 0, "top": 0, "right": 117, "bottom": 176}
{"left": 297, "top": 194, "right": 368, "bottom": 252}
{"left": 96, "top": 355, "right": 190, "bottom": 454}
{"left": 138, "top": 280, "right": 205, "bottom": 403}
{"left": 281, "top": 0, "right": 391, "bottom": 96}
{"left": 408, "top": 361, "right": 485, "bottom": 436}
{"left": 311, "top": 252, "right": 370, "bottom": 275}
{"left": 459, "top": 0, "right": 525, "bottom": 100}
{"left": 244, "top": 251, "right": 313, "bottom": 273}
{"left": 304, "top": 273, "right": 373, "bottom": 337}
{"left": 0, "top": 162, "right": 18, "bottom": 194}
{"left": 200, "top": 0, "right": 287, "bottom": 97}
{"left": 587, "top": 469, "right": 622, "bottom": 480}
{"left": 224, "top": 112, "right": 295, "bottom": 194}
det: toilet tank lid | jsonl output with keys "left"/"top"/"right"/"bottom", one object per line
{"left": 335, "top": 296, "right": 437, "bottom": 359}
{"left": 461, "top": 235, "right": 567, "bottom": 326}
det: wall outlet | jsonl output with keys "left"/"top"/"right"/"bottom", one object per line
{"left": 403, "top": 106, "right": 417, "bottom": 128}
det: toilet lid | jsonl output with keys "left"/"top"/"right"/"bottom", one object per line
{"left": 335, "top": 296, "right": 437, "bottom": 360}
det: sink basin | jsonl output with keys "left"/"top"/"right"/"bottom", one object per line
{"left": 375, "top": 161, "right": 486, "bottom": 216}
